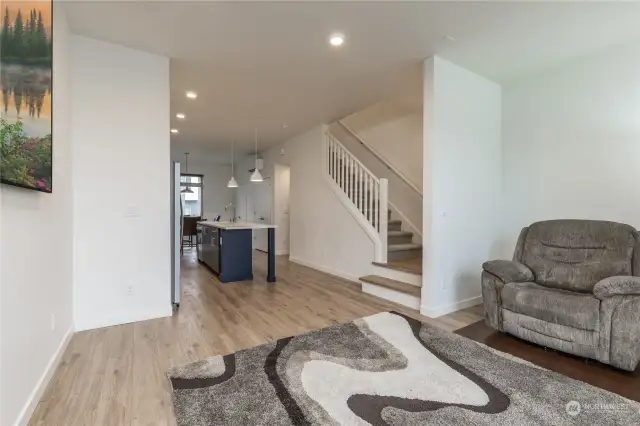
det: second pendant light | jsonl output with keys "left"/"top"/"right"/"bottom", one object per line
{"left": 227, "top": 141, "right": 238, "bottom": 188}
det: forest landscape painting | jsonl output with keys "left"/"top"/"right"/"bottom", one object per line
{"left": 0, "top": 1, "right": 52, "bottom": 192}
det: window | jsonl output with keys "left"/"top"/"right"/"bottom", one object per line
{"left": 181, "top": 174, "right": 204, "bottom": 217}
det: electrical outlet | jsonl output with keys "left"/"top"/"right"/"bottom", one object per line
{"left": 440, "top": 279, "right": 446, "bottom": 291}
{"left": 126, "top": 285, "right": 133, "bottom": 296}
{"left": 51, "top": 313, "right": 56, "bottom": 331}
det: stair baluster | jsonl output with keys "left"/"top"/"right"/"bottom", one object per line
{"left": 324, "top": 131, "right": 389, "bottom": 262}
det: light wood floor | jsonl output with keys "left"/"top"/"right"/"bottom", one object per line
{"left": 29, "top": 250, "right": 483, "bottom": 426}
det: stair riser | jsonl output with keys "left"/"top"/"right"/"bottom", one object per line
{"left": 388, "top": 222, "right": 402, "bottom": 232}
{"left": 362, "top": 283, "right": 420, "bottom": 310}
{"left": 388, "top": 234, "right": 414, "bottom": 245}
{"left": 388, "top": 249, "right": 422, "bottom": 262}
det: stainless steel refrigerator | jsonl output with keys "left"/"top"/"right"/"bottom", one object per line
{"left": 171, "top": 161, "right": 183, "bottom": 310}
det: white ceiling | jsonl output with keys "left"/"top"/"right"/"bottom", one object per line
{"left": 64, "top": 1, "right": 640, "bottom": 157}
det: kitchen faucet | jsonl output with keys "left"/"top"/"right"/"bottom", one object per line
{"left": 225, "top": 203, "right": 236, "bottom": 223}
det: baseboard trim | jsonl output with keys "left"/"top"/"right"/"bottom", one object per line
{"left": 275, "top": 249, "right": 290, "bottom": 256}
{"left": 75, "top": 308, "right": 173, "bottom": 332}
{"left": 421, "top": 295, "right": 482, "bottom": 318}
{"left": 14, "top": 326, "right": 74, "bottom": 426}
{"left": 288, "top": 256, "right": 360, "bottom": 283}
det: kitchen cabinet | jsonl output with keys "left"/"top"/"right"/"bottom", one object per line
{"left": 199, "top": 223, "right": 256, "bottom": 282}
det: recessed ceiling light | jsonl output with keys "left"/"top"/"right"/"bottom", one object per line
{"left": 186, "top": 91, "right": 197, "bottom": 99}
{"left": 176, "top": 113, "right": 185, "bottom": 119}
{"left": 170, "top": 128, "right": 179, "bottom": 134}
{"left": 329, "top": 34, "right": 345, "bottom": 47}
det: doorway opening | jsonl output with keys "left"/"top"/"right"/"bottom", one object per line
{"left": 273, "top": 164, "right": 291, "bottom": 256}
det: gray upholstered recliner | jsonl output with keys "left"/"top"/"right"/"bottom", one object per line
{"left": 482, "top": 220, "right": 640, "bottom": 371}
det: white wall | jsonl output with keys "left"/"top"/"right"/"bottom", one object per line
{"left": 71, "top": 35, "right": 171, "bottom": 331}
{"left": 501, "top": 41, "right": 640, "bottom": 257}
{"left": 341, "top": 100, "right": 423, "bottom": 190}
{"left": 422, "top": 56, "right": 502, "bottom": 317}
{"left": 237, "top": 125, "right": 376, "bottom": 281}
{"left": 333, "top": 99, "right": 424, "bottom": 241}
{"left": 0, "top": 5, "right": 74, "bottom": 425}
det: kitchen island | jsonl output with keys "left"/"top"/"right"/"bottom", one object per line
{"left": 197, "top": 221, "right": 277, "bottom": 283}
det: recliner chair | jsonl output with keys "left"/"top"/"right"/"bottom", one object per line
{"left": 482, "top": 219, "right": 640, "bottom": 371}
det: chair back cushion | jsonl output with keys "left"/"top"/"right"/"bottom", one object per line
{"left": 520, "top": 220, "right": 637, "bottom": 292}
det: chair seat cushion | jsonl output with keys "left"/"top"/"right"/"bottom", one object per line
{"left": 502, "top": 282, "right": 600, "bottom": 331}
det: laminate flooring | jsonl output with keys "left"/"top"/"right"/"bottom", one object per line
{"left": 29, "top": 249, "right": 483, "bottom": 426}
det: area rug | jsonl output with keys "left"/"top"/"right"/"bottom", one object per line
{"left": 167, "top": 311, "right": 640, "bottom": 425}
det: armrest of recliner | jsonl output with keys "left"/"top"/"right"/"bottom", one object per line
{"left": 593, "top": 276, "right": 640, "bottom": 300}
{"left": 482, "top": 260, "right": 534, "bottom": 283}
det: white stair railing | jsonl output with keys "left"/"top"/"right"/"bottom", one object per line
{"left": 324, "top": 130, "right": 388, "bottom": 262}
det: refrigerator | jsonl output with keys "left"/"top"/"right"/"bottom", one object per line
{"left": 171, "top": 161, "right": 183, "bottom": 310}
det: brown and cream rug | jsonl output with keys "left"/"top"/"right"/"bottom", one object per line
{"left": 167, "top": 311, "right": 640, "bottom": 425}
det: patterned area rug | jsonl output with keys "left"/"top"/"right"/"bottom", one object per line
{"left": 167, "top": 312, "right": 640, "bottom": 425}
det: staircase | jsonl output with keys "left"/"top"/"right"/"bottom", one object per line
{"left": 387, "top": 218, "right": 422, "bottom": 261}
{"left": 324, "top": 130, "right": 423, "bottom": 311}
{"left": 366, "top": 208, "right": 422, "bottom": 309}
{"left": 368, "top": 209, "right": 422, "bottom": 261}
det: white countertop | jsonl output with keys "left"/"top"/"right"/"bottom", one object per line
{"left": 197, "top": 221, "right": 276, "bottom": 230}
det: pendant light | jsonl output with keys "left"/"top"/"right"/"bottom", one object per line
{"left": 250, "top": 127, "right": 263, "bottom": 183}
{"left": 181, "top": 152, "right": 194, "bottom": 193}
{"left": 227, "top": 141, "right": 238, "bottom": 188}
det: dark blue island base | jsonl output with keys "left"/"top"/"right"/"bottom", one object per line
{"left": 219, "top": 229, "right": 254, "bottom": 283}
{"left": 198, "top": 223, "right": 276, "bottom": 283}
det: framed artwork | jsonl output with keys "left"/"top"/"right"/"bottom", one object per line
{"left": 0, "top": 1, "right": 52, "bottom": 193}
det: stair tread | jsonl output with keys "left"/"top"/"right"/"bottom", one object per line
{"left": 388, "top": 230, "right": 412, "bottom": 237}
{"left": 388, "top": 219, "right": 402, "bottom": 225}
{"left": 373, "top": 259, "right": 422, "bottom": 275}
{"left": 388, "top": 243, "right": 422, "bottom": 252}
{"left": 360, "top": 275, "right": 421, "bottom": 297}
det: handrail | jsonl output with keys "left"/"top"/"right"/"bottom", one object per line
{"left": 337, "top": 119, "right": 423, "bottom": 197}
